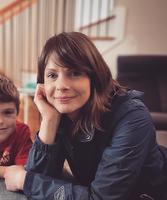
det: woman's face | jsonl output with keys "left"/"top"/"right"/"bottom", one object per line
{"left": 44, "top": 57, "right": 91, "bottom": 120}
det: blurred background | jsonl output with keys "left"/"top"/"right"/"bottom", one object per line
{"left": 0, "top": 0, "right": 167, "bottom": 142}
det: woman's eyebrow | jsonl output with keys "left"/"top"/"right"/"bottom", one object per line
{"left": 45, "top": 66, "right": 58, "bottom": 71}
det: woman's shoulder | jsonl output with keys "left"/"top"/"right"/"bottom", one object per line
{"left": 111, "top": 89, "right": 148, "bottom": 115}
{"left": 104, "top": 90, "right": 153, "bottom": 132}
{"left": 106, "top": 90, "right": 156, "bottom": 145}
{"left": 115, "top": 89, "right": 145, "bottom": 105}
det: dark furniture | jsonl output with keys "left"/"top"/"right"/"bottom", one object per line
{"left": 116, "top": 55, "right": 167, "bottom": 145}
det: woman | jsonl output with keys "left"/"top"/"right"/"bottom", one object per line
{"left": 4, "top": 32, "right": 167, "bottom": 200}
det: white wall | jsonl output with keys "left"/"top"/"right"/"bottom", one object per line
{"left": 97, "top": 0, "right": 167, "bottom": 78}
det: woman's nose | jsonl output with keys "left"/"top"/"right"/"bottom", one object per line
{"left": 56, "top": 76, "right": 70, "bottom": 91}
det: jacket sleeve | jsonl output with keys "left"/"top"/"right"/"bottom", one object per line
{"left": 25, "top": 135, "right": 65, "bottom": 178}
{"left": 23, "top": 106, "right": 155, "bottom": 200}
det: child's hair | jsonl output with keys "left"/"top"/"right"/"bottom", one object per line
{"left": 0, "top": 72, "right": 20, "bottom": 114}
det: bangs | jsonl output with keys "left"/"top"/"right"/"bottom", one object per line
{"left": 38, "top": 32, "right": 101, "bottom": 84}
{"left": 48, "top": 51, "right": 92, "bottom": 76}
{"left": 47, "top": 33, "right": 93, "bottom": 73}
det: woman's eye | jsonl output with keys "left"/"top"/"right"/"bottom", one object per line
{"left": 70, "top": 71, "right": 83, "bottom": 77}
{"left": 47, "top": 73, "right": 58, "bottom": 79}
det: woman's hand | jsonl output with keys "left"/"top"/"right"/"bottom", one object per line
{"left": 4, "top": 165, "right": 26, "bottom": 191}
{"left": 34, "top": 84, "right": 61, "bottom": 144}
{"left": 34, "top": 84, "right": 60, "bottom": 120}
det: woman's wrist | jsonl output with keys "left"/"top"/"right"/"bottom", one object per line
{"left": 39, "top": 117, "right": 60, "bottom": 144}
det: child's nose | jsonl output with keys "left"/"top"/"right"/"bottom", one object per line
{"left": 0, "top": 116, "right": 4, "bottom": 124}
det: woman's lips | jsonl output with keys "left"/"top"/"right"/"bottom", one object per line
{"left": 56, "top": 96, "right": 76, "bottom": 103}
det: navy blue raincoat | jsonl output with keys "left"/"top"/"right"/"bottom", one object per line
{"left": 23, "top": 90, "right": 167, "bottom": 200}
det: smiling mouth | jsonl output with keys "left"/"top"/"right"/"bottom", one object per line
{"left": 0, "top": 128, "right": 7, "bottom": 130}
{"left": 0, "top": 128, "right": 8, "bottom": 133}
{"left": 56, "top": 96, "right": 76, "bottom": 103}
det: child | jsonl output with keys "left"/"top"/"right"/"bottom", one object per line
{"left": 0, "top": 72, "right": 32, "bottom": 178}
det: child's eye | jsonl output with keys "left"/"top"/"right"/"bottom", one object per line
{"left": 4, "top": 110, "right": 16, "bottom": 115}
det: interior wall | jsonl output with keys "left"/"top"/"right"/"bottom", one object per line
{"left": 118, "top": 0, "right": 167, "bottom": 54}
{"left": 100, "top": 0, "right": 167, "bottom": 78}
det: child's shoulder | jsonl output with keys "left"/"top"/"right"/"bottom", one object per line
{"left": 16, "top": 120, "right": 29, "bottom": 128}
{"left": 15, "top": 121, "right": 31, "bottom": 137}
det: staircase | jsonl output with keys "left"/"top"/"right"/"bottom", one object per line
{"left": 0, "top": 0, "right": 125, "bottom": 86}
{"left": 0, "top": 0, "right": 37, "bottom": 25}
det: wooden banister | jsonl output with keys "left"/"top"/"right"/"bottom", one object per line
{"left": 90, "top": 36, "right": 115, "bottom": 41}
{"left": 79, "top": 15, "right": 116, "bottom": 31}
{"left": 0, "top": 0, "right": 38, "bottom": 25}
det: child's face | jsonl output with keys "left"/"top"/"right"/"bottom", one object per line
{"left": 0, "top": 102, "right": 17, "bottom": 143}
